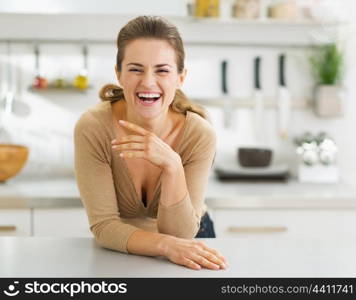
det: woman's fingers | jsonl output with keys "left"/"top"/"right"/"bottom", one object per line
{"left": 182, "top": 258, "right": 201, "bottom": 270}
{"left": 206, "top": 248, "right": 227, "bottom": 265}
{"left": 164, "top": 238, "right": 227, "bottom": 271}
{"left": 112, "top": 142, "right": 145, "bottom": 151}
{"left": 199, "top": 243, "right": 228, "bottom": 266}
{"left": 198, "top": 249, "right": 226, "bottom": 269}
{"left": 118, "top": 151, "right": 145, "bottom": 159}
{"left": 191, "top": 253, "right": 221, "bottom": 270}
{"left": 118, "top": 120, "right": 148, "bottom": 135}
{"left": 111, "top": 135, "right": 145, "bottom": 145}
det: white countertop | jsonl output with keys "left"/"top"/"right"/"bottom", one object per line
{"left": 1, "top": 236, "right": 356, "bottom": 277}
{"left": 0, "top": 177, "right": 81, "bottom": 208}
{"left": 1, "top": 176, "right": 356, "bottom": 209}
{"left": 205, "top": 176, "right": 356, "bottom": 209}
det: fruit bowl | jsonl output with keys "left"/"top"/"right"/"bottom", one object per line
{"left": 0, "top": 144, "right": 29, "bottom": 182}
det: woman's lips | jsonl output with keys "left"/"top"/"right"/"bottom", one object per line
{"left": 135, "top": 94, "right": 161, "bottom": 107}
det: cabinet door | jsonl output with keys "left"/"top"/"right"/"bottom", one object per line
{"left": 33, "top": 208, "right": 92, "bottom": 237}
{"left": 213, "top": 209, "right": 356, "bottom": 239}
{"left": 0, "top": 209, "right": 31, "bottom": 236}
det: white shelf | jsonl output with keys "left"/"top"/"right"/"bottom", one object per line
{"left": 0, "top": 13, "right": 345, "bottom": 48}
{"left": 186, "top": 16, "right": 344, "bottom": 27}
{"left": 28, "top": 86, "right": 93, "bottom": 94}
{"left": 0, "top": 0, "right": 187, "bottom": 17}
{"left": 193, "top": 98, "right": 310, "bottom": 109}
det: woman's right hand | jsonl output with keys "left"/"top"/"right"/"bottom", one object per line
{"left": 159, "top": 236, "right": 228, "bottom": 270}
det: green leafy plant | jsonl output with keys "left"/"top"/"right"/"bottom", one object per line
{"left": 310, "top": 43, "right": 344, "bottom": 85}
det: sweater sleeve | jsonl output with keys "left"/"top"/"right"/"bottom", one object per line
{"left": 156, "top": 120, "right": 216, "bottom": 238}
{"left": 74, "top": 112, "right": 140, "bottom": 253}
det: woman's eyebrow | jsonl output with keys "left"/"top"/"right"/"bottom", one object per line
{"left": 155, "top": 64, "right": 172, "bottom": 68}
{"left": 126, "top": 63, "right": 143, "bottom": 67}
{"left": 126, "top": 63, "right": 172, "bottom": 68}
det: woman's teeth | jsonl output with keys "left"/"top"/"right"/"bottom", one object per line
{"left": 138, "top": 92, "right": 161, "bottom": 98}
{"left": 137, "top": 92, "right": 161, "bottom": 103}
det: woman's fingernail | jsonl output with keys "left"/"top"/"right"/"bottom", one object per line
{"left": 118, "top": 120, "right": 125, "bottom": 124}
{"left": 112, "top": 145, "right": 117, "bottom": 149}
{"left": 111, "top": 139, "right": 116, "bottom": 144}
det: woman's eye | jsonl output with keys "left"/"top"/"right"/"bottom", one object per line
{"left": 129, "top": 68, "right": 142, "bottom": 72}
{"left": 157, "top": 69, "right": 169, "bottom": 73}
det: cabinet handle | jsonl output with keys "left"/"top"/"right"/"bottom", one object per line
{"left": 0, "top": 225, "right": 17, "bottom": 232}
{"left": 227, "top": 226, "right": 287, "bottom": 234}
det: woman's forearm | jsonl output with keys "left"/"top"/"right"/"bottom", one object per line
{"left": 157, "top": 156, "right": 200, "bottom": 238}
{"left": 126, "top": 229, "right": 227, "bottom": 271}
{"left": 160, "top": 153, "right": 188, "bottom": 207}
{"left": 157, "top": 154, "right": 200, "bottom": 237}
{"left": 126, "top": 230, "right": 169, "bottom": 256}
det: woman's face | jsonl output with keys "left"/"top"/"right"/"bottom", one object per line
{"left": 116, "top": 38, "right": 186, "bottom": 120}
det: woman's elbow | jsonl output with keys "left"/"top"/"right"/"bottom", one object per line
{"left": 90, "top": 224, "right": 106, "bottom": 245}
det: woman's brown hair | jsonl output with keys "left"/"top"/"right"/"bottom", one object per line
{"left": 99, "top": 15, "right": 207, "bottom": 119}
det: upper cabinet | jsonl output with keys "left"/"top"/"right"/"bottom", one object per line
{"left": 0, "top": 0, "right": 187, "bottom": 16}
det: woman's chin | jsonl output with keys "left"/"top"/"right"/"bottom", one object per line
{"left": 134, "top": 99, "right": 166, "bottom": 120}
{"left": 137, "top": 110, "right": 164, "bottom": 120}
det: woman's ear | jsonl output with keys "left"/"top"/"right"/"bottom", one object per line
{"left": 177, "top": 68, "right": 187, "bottom": 89}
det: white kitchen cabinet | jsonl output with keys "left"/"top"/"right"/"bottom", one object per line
{"left": 0, "top": 0, "right": 187, "bottom": 16}
{"left": 0, "top": 209, "right": 31, "bottom": 236}
{"left": 33, "top": 208, "right": 92, "bottom": 237}
{"left": 211, "top": 209, "right": 356, "bottom": 239}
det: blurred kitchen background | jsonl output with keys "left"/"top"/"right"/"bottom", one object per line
{"left": 1, "top": 0, "right": 356, "bottom": 246}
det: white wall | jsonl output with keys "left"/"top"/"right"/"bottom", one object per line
{"left": 0, "top": 1, "right": 355, "bottom": 184}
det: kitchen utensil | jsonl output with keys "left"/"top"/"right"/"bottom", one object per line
{"left": 0, "top": 42, "right": 31, "bottom": 118}
{"left": 0, "top": 144, "right": 29, "bottom": 182}
{"left": 2, "top": 42, "right": 14, "bottom": 115}
{"left": 13, "top": 61, "right": 31, "bottom": 117}
{"left": 221, "top": 60, "right": 232, "bottom": 128}
{"left": 74, "top": 44, "right": 89, "bottom": 90}
{"left": 253, "top": 56, "right": 263, "bottom": 141}
{"left": 0, "top": 52, "right": 5, "bottom": 102}
{"left": 277, "top": 53, "right": 291, "bottom": 139}
{"left": 32, "top": 44, "right": 48, "bottom": 89}
{"left": 238, "top": 147, "right": 272, "bottom": 167}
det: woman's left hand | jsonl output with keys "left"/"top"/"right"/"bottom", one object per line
{"left": 111, "top": 120, "right": 180, "bottom": 171}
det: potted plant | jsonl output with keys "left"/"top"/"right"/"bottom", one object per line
{"left": 310, "top": 43, "right": 345, "bottom": 117}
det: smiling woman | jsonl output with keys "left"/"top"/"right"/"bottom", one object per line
{"left": 74, "top": 16, "right": 227, "bottom": 271}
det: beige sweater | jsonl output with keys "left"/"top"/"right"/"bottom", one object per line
{"left": 74, "top": 101, "right": 216, "bottom": 253}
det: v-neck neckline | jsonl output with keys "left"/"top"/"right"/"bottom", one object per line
{"left": 106, "top": 101, "right": 191, "bottom": 210}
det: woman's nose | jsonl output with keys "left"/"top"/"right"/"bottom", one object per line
{"left": 140, "top": 71, "right": 156, "bottom": 87}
